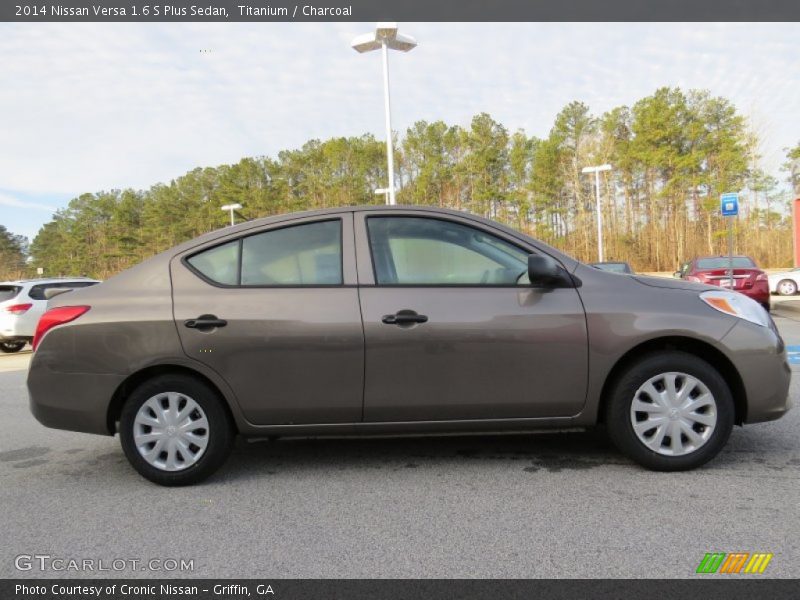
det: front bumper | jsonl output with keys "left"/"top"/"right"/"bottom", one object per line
{"left": 721, "top": 320, "right": 792, "bottom": 423}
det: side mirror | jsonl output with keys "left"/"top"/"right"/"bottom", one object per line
{"left": 528, "top": 254, "right": 568, "bottom": 287}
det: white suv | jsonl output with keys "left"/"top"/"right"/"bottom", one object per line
{"left": 0, "top": 278, "right": 100, "bottom": 352}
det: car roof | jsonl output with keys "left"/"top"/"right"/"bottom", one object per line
{"left": 165, "top": 205, "right": 578, "bottom": 270}
{"left": 692, "top": 255, "right": 753, "bottom": 260}
{"left": 0, "top": 277, "right": 99, "bottom": 286}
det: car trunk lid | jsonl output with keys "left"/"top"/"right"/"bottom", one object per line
{"left": 697, "top": 268, "right": 761, "bottom": 290}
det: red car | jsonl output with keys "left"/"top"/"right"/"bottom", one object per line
{"left": 675, "top": 256, "right": 770, "bottom": 310}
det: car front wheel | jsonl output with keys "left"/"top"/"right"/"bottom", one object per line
{"left": 119, "top": 374, "right": 235, "bottom": 486}
{"left": 605, "top": 351, "right": 734, "bottom": 471}
{"left": 0, "top": 341, "right": 26, "bottom": 353}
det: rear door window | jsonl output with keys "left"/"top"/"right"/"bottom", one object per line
{"left": 27, "top": 285, "right": 50, "bottom": 300}
{"left": 186, "top": 219, "right": 343, "bottom": 286}
{"left": 241, "top": 220, "right": 342, "bottom": 285}
{"left": 27, "top": 282, "right": 96, "bottom": 300}
{"left": 63, "top": 281, "right": 98, "bottom": 289}
{"left": 186, "top": 240, "right": 241, "bottom": 286}
{"left": 0, "top": 285, "right": 21, "bottom": 302}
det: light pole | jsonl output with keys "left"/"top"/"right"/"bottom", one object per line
{"left": 352, "top": 23, "right": 417, "bottom": 206}
{"left": 221, "top": 203, "right": 242, "bottom": 227}
{"left": 581, "top": 164, "right": 613, "bottom": 262}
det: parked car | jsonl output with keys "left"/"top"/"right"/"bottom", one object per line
{"left": 0, "top": 277, "right": 100, "bottom": 352}
{"left": 768, "top": 268, "right": 800, "bottom": 296}
{"left": 590, "top": 261, "right": 634, "bottom": 274}
{"left": 674, "top": 256, "right": 770, "bottom": 310}
{"left": 27, "top": 207, "right": 790, "bottom": 485}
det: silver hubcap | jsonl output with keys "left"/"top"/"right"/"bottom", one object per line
{"left": 779, "top": 281, "right": 796, "bottom": 295}
{"left": 133, "top": 392, "right": 209, "bottom": 471}
{"left": 630, "top": 372, "right": 716, "bottom": 457}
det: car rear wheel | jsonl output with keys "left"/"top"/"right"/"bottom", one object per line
{"left": 119, "top": 374, "right": 234, "bottom": 486}
{"left": 777, "top": 279, "right": 797, "bottom": 296}
{"left": 605, "top": 351, "right": 734, "bottom": 471}
{"left": 0, "top": 341, "right": 26, "bottom": 353}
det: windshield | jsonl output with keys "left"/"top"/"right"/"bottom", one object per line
{"left": 696, "top": 257, "right": 755, "bottom": 269}
{"left": 0, "top": 285, "right": 21, "bottom": 302}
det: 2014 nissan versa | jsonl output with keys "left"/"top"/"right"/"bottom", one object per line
{"left": 27, "top": 206, "right": 791, "bottom": 485}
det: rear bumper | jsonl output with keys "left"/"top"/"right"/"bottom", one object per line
{"left": 704, "top": 280, "right": 770, "bottom": 306}
{"left": 0, "top": 314, "right": 34, "bottom": 339}
{"left": 27, "top": 351, "right": 121, "bottom": 436}
{"left": 721, "top": 321, "right": 792, "bottom": 423}
{"left": 739, "top": 284, "right": 770, "bottom": 306}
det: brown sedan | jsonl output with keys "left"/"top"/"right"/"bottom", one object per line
{"left": 27, "top": 207, "right": 791, "bottom": 485}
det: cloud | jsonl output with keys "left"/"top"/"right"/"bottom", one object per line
{"left": 0, "top": 22, "right": 798, "bottom": 236}
{"left": 0, "top": 192, "right": 57, "bottom": 213}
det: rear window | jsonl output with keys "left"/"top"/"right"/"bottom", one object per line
{"left": 0, "top": 285, "right": 21, "bottom": 302}
{"left": 696, "top": 257, "right": 756, "bottom": 269}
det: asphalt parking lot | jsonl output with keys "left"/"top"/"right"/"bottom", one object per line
{"left": 1, "top": 307, "right": 799, "bottom": 579}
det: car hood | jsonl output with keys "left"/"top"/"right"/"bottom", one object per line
{"left": 632, "top": 275, "right": 715, "bottom": 292}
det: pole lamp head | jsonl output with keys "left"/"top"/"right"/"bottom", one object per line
{"left": 351, "top": 22, "right": 417, "bottom": 53}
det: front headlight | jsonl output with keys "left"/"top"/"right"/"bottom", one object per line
{"left": 700, "top": 290, "right": 770, "bottom": 327}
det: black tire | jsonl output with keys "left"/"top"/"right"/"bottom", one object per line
{"left": 605, "top": 351, "right": 734, "bottom": 471}
{"left": 0, "top": 341, "right": 26, "bottom": 353}
{"left": 777, "top": 279, "right": 797, "bottom": 296}
{"left": 119, "top": 374, "right": 235, "bottom": 486}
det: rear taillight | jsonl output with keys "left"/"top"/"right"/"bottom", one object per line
{"left": 32, "top": 306, "right": 90, "bottom": 351}
{"left": 756, "top": 273, "right": 768, "bottom": 281}
{"left": 5, "top": 303, "right": 32, "bottom": 315}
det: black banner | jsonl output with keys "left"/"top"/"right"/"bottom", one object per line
{"left": 3, "top": 0, "right": 800, "bottom": 22}
{"left": 3, "top": 579, "right": 800, "bottom": 600}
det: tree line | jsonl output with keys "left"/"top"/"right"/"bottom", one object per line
{"left": 2, "top": 86, "right": 799, "bottom": 281}
{"left": 0, "top": 225, "right": 28, "bottom": 279}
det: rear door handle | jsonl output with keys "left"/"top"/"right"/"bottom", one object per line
{"left": 382, "top": 310, "right": 428, "bottom": 326}
{"left": 184, "top": 314, "right": 227, "bottom": 330}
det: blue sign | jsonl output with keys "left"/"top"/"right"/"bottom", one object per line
{"left": 786, "top": 345, "right": 800, "bottom": 365}
{"left": 720, "top": 192, "right": 739, "bottom": 217}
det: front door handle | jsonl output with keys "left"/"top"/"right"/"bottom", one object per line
{"left": 382, "top": 310, "right": 429, "bottom": 326}
{"left": 184, "top": 314, "right": 227, "bottom": 330}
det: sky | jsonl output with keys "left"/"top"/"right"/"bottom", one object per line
{"left": 1, "top": 22, "right": 798, "bottom": 241}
